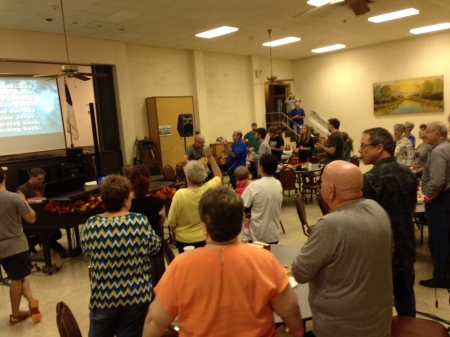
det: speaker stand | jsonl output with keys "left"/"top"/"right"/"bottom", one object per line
{"left": 183, "top": 137, "right": 187, "bottom": 151}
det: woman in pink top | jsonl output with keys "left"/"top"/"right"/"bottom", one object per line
{"left": 143, "top": 186, "right": 304, "bottom": 337}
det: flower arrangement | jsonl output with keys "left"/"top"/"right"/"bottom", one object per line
{"left": 149, "top": 186, "right": 176, "bottom": 200}
{"left": 44, "top": 186, "right": 175, "bottom": 215}
{"left": 45, "top": 195, "right": 104, "bottom": 215}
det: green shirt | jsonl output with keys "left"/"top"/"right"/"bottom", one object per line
{"left": 326, "top": 131, "right": 344, "bottom": 164}
{"left": 244, "top": 131, "right": 259, "bottom": 152}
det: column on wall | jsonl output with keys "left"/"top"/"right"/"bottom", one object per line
{"left": 250, "top": 56, "right": 267, "bottom": 128}
{"left": 191, "top": 50, "right": 207, "bottom": 136}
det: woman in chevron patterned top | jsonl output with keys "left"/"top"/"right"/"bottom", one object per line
{"left": 81, "top": 174, "right": 162, "bottom": 337}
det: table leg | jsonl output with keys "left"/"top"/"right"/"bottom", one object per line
{"left": 67, "top": 225, "right": 82, "bottom": 257}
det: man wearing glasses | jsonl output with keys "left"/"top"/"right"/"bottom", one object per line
{"left": 181, "top": 134, "right": 206, "bottom": 165}
{"left": 18, "top": 168, "right": 67, "bottom": 258}
{"left": 359, "top": 127, "right": 417, "bottom": 317}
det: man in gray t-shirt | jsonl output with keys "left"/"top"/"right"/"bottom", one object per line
{"left": 181, "top": 134, "right": 206, "bottom": 165}
{"left": 250, "top": 128, "right": 271, "bottom": 177}
{"left": 0, "top": 167, "right": 42, "bottom": 325}
{"left": 292, "top": 161, "right": 393, "bottom": 337}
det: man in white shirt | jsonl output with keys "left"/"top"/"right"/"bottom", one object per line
{"left": 241, "top": 154, "right": 282, "bottom": 243}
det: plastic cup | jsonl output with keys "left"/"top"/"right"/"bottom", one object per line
{"left": 183, "top": 245, "right": 195, "bottom": 252}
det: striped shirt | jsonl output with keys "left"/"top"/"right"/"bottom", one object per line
{"left": 81, "top": 212, "right": 161, "bottom": 309}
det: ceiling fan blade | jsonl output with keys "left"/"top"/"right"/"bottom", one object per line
{"left": 277, "top": 79, "right": 295, "bottom": 82}
{"left": 74, "top": 73, "right": 91, "bottom": 81}
{"left": 348, "top": 0, "right": 370, "bottom": 15}
{"left": 292, "top": 6, "right": 318, "bottom": 18}
{"left": 33, "top": 74, "right": 59, "bottom": 78}
{"left": 77, "top": 72, "right": 107, "bottom": 77}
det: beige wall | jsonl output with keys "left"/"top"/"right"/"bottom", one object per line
{"left": 293, "top": 30, "right": 450, "bottom": 171}
{"left": 2, "top": 27, "right": 449, "bottom": 169}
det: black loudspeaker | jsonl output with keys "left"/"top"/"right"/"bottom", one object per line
{"left": 66, "top": 147, "right": 84, "bottom": 163}
{"left": 177, "top": 114, "right": 194, "bottom": 137}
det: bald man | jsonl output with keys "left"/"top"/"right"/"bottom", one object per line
{"left": 221, "top": 130, "right": 247, "bottom": 189}
{"left": 292, "top": 161, "right": 393, "bottom": 337}
{"left": 181, "top": 134, "right": 206, "bottom": 165}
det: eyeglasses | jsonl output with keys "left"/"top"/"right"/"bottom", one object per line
{"left": 359, "top": 143, "right": 376, "bottom": 150}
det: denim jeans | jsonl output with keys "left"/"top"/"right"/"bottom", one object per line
{"left": 88, "top": 304, "right": 148, "bottom": 337}
{"left": 293, "top": 124, "right": 302, "bottom": 140}
{"left": 393, "top": 266, "right": 416, "bottom": 317}
{"left": 425, "top": 193, "right": 450, "bottom": 284}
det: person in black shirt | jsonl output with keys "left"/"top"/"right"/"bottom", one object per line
{"left": 359, "top": 127, "right": 417, "bottom": 317}
{"left": 129, "top": 165, "right": 166, "bottom": 286}
{"left": 294, "top": 124, "right": 315, "bottom": 163}
{"left": 268, "top": 126, "right": 284, "bottom": 162}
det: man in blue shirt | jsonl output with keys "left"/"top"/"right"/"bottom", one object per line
{"left": 221, "top": 130, "right": 247, "bottom": 189}
{"left": 290, "top": 101, "right": 305, "bottom": 141}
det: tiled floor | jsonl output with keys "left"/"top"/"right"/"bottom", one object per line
{"left": 1, "top": 191, "right": 449, "bottom": 336}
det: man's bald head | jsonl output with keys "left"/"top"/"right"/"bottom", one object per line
{"left": 194, "top": 134, "right": 205, "bottom": 149}
{"left": 321, "top": 160, "right": 363, "bottom": 211}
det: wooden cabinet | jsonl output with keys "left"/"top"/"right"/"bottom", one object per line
{"left": 146, "top": 97, "right": 195, "bottom": 171}
{"left": 210, "top": 143, "right": 232, "bottom": 165}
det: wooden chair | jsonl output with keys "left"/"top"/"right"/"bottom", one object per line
{"left": 163, "top": 238, "right": 176, "bottom": 266}
{"left": 300, "top": 167, "right": 324, "bottom": 204}
{"left": 350, "top": 155, "right": 360, "bottom": 167}
{"left": 391, "top": 316, "right": 448, "bottom": 337}
{"left": 295, "top": 194, "right": 310, "bottom": 237}
{"left": 56, "top": 302, "right": 82, "bottom": 337}
{"left": 278, "top": 167, "right": 298, "bottom": 197}
{"left": 162, "top": 165, "right": 187, "bottom": 189}
{"left": 175, "top": 162, "right": 186, "bottom": 180}
{"left": 318, "top": 192, "right": 331, "bottom": 216}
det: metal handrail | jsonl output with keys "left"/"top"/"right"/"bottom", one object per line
{"left": 266, "top": 111, "right": 297, "bottom": 135}
{"left": 266, "top": 111, "right": 330, "bottom": 137}
{"left": 305, "top": 115, "right": 330, "bottom": 136}
{"left": 310, "top": 110, "right": 329, "bottom": 125}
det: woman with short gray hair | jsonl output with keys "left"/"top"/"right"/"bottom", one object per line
{"left": 167, "top": 147, "right": 222, "bottom": 254}
{"left": 393, "top": 123, "right": 414, "bottom": 166}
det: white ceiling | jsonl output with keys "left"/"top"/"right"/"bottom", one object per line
{"left": 0, "top": 0, "right": 449, "bottom": 60}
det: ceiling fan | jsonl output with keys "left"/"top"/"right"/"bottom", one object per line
{"left": 33, "top": 0, "right": 106, "bottom": 81}
{"left": 265, "top": 29, "right": 295, "bottom": 85}
{"left": 293, "top": 0, "right": 372, "bottom": 19}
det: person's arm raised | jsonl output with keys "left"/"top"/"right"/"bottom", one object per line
{"left": 205, "top": 147, "right": 222, "bottom": 179}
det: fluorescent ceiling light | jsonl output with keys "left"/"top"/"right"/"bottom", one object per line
{"left": 368, "top": 8, "right": 419, "bottom": 23}
{"left": 195, "top": 26, "right": 238, "bottom": 38}
{"left": 307, "top": 0, "right": 330, "bottom": 7}
{"left": 263, "top": 37, "right": 301, "bottom": 47}
{"left": 312, "top": 44, "right": 346, "bottom": 53}
{"left": 410, "top": 22, "right": 450, "bottom": 34}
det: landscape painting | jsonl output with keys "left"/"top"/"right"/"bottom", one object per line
{"left": 373, "top": 75, "right": 444, "bottom": 116}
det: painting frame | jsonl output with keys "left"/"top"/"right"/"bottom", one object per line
{"left": 373, "top": 75, "right": 444, "bottom": 116}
